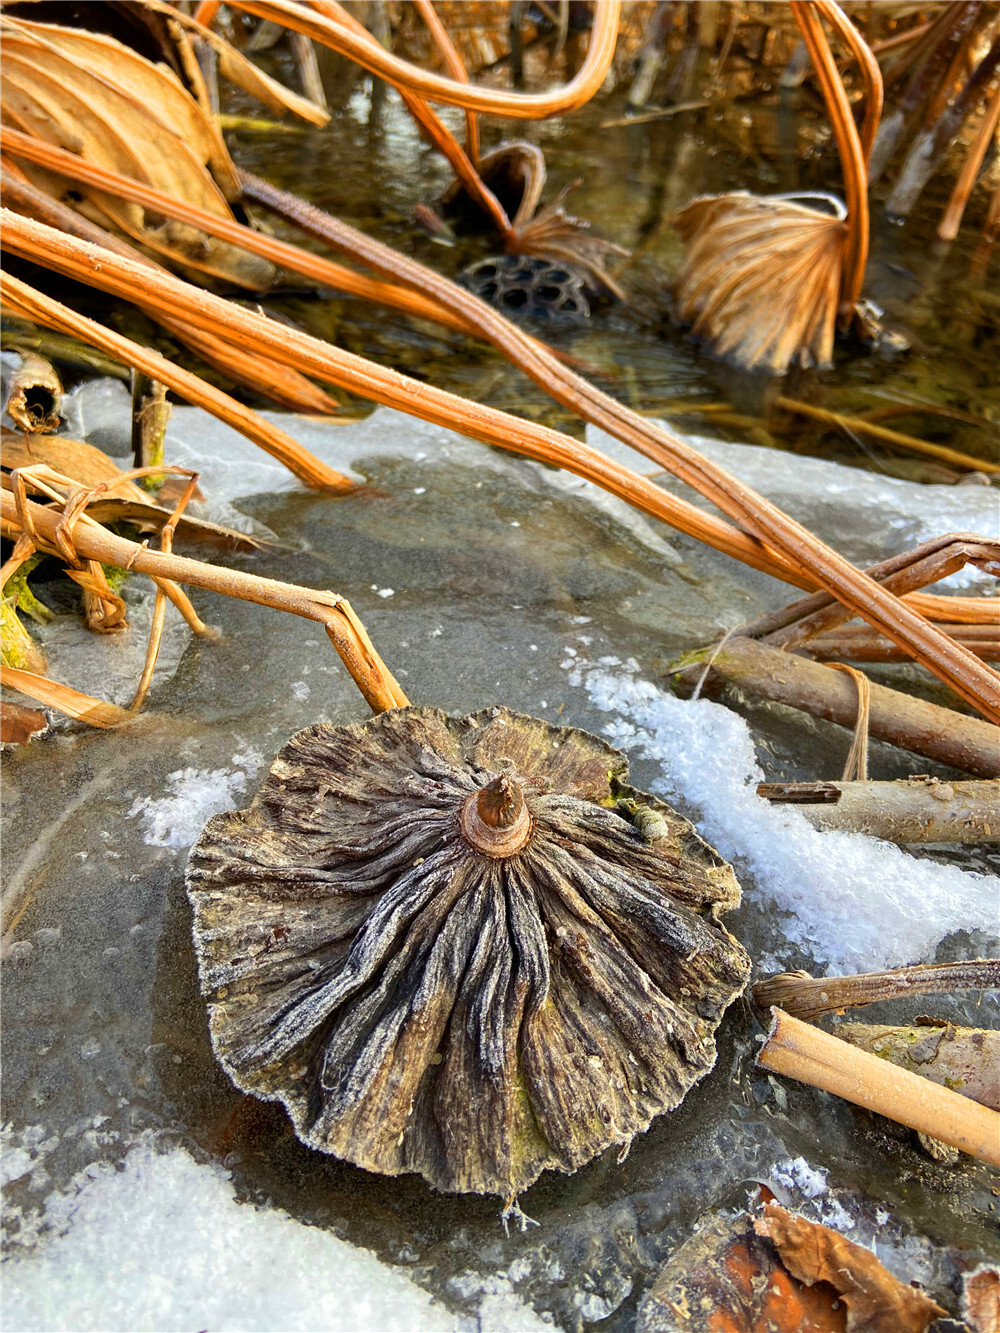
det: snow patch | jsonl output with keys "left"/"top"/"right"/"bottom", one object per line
{"left": 128, "top": 766, "right": 248, "bottom": 848}
{"left": 567, "top": 658, "right": 997, "bottom": 972}
{"left": 2, "top": 1139, "right": 462, "bottom": 1332}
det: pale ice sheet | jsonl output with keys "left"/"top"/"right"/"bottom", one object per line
{"left": 586, "top": 422, "right": 1000, "bottom": 590}
{"left": 1, "top": 1136, "right": 551, "bottom": 1333}
{"left": 569, "top": 656, "right": 998, "bottom": 973}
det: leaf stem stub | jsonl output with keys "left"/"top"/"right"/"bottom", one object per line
{"left": 460, "top": 772, "right": 531, "bottom": 857}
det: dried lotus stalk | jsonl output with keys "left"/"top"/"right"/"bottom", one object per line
{"left": 187, "top": 706, "right": 750, "bottom": 1197}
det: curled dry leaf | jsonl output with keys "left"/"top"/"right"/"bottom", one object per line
{"left": 3, "top": 350, "right": 62, "bottom": 434}
{"left": 186, "top": 706, "right": 750, "bottom": 1197}
{"left": 0, "top": 434, "right": 259, "bottom": 552}
{"left": 0, "top": 700, "right": 48, "bottom": 746}
{"left": 671, "top": 194, "right": 846, "bottom": 373}
{"left": 638, "top": 1208, "right": 850, "bottom": 1333}
{"left": 0, "top": 16, "right": 274, "bottom": 289}
{"left": 756, "top": 1202, "right": 948, "bottom": 1333}
{"left": 963, "top": 1265, "right": 1000, "bottom": 1333}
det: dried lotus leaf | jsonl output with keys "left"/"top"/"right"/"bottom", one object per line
{"left": 0, "top": 17, "right": 273, "bottom": 289}
{"left": 187, "top": 706, "right": 750, "bottom": 1197}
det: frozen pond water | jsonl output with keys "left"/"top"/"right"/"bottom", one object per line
{"left": 3, "top": 399, "right": 998, "bottom": 1331}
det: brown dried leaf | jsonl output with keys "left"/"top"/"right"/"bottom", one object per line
{"left": 671, "top": 193, "right": 846, "bottom": 374}
{"left": 638, "top": 1209, "right": 848, "bottom": 1333}
{"left": 0, "top": 16, "right": 274, "bottom": 289}
{"left": 2, "top": 432, "right": 148, "bottom": 501}
{"left": 0, "top": 435, "right": 259, "bottom": 551}
{"left": 0, "top": 700, "right": 48, "bottom": 745}
{"left": 755, "top": 1202, "right": 947, "bottom": 1333}
{"left": 964, "top": 1265, "right": 1000, "bottom": 1333}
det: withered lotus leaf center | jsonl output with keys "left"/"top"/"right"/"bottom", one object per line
{"left": 459, "top": 772, "right": 532, "bottom": 857}
{"left": 186, "top": 706, "right": 750, "bottom": 1197}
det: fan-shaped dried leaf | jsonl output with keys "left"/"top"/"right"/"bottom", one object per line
{"left": 187, "top": 706, "right": 749, "bottom": 1197}
{"left": 0, "top": 17, "right": 273, "bottom": 289}
{"left": 672, "top": 193, "right": 847, "bottom": 373}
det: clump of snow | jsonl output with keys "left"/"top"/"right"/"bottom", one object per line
{"left": 128, "top": 766, "right": 248, "bottom": 848}
{"left": 568, "top": 657, "right": 997, "bottom": 972}
{"left": 2, "top": 1138, "right": 468, "bottom": 1333}
{"left": 769, "top": 1157, "right": 856, "bottom": 1231}
{"left": 447, "top": 1272, "right": 553, "bottom": 1331}
{"left": 771, "top": 1156, "right": 830, "bottom": 1200}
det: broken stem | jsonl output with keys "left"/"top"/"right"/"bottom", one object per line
{"left": 1, "top": 487, "right": 408, "bottom": 715}
{"left": 753, "top": 959, "right": 1000, "bottom": 1022}
{"left": 758, "top": 1007, "right": 1000, "bottom": 1167}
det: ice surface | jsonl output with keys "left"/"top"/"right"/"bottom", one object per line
{"left": 568, "top": 655, "right": 998, "bottom": 973}
{"left": 587, "top": 423, "right": 1000, "bottom": 590}
{"left": 4, "top": 396, "right": 997, "bottom": 1333}
{"left": 2, "top": 1137, "right": 551, "bottom": 1333}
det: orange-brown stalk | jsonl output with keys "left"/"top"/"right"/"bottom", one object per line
{"left": 413, "top": 0, "right": 480, "bottom": 165}
{"left": 231, "top": 0, "right": 622, "bottom": 118}
{"left": 1, "top": 273, "right": 356, "bottom": 496}
{"left": 6, "top": 208, "right": 998, "bottom": 723}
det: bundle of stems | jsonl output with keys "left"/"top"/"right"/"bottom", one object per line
{"left": 5, "top": 205, "right": 997, "bottom": 725}
{"left": 1, "top": 468, "right": 407, "bottom": 717}
{"left": 6, "top": 128, "right": 992, "bottom": 625}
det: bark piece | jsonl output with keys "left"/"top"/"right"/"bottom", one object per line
{"left": 186, "top": 706, "right": 750, "bottom": 1196}
{"left": 756, "top": 1202, "right": 947, "bottom": 1333}
{"left": 757, "top": 778, "right": 1000, "bottom": 843}
{"left": 835, "top": 1022, "right": 1000, "bottom": 1111}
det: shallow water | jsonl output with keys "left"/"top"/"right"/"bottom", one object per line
{"left": 3, "top": 60, "right": 1000, "bottom": 1333}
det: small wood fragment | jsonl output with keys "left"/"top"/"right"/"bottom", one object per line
{"left": 757, "top": 778, "right": 1000, "bottom": 843}
{"left": 4, "top": 350, "right": 62, "bottom": 434}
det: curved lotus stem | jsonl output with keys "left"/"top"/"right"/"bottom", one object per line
{"left": 812, "top": 0, "right": 883, "bottom": 170}
{"left": 790, "top": 0, "right": 880, "bottom": 316}
{"left": 413, "top": 0, "right": 480, "bottom": 167}
{"left": 309, "top": 0, "right": 511, "bottom": 238}
{"left": 229, "top": 0, "right": 622, "bottom": 119}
